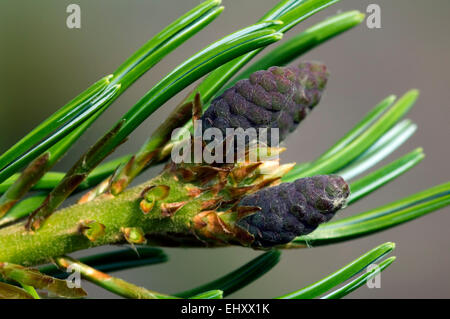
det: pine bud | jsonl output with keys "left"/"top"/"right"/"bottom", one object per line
{"left": 201, "top": 62, "right": 329, "bottom": 143}
{"left": 236, "top": 175, "right": 349, "bottom": 248}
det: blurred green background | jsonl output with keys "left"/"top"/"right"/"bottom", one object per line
{"left": 1, "top": 0, "right": 449, "bottom": 298}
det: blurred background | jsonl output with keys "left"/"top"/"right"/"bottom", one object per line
{"left": 0, "top": 0, "right": 449, "bottom": 298}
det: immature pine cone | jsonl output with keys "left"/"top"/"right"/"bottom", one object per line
{"left": 201, "top": 61, "right": 329, "bottom": 143}
{"left": 236, "top": 175, "right": 350, "bottom": 248}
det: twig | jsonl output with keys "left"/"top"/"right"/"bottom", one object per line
{"left": 54, "top": 256, "right": 175, "bottom": 299}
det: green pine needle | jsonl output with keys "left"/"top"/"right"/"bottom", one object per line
{"left": 277, "top": 242, "right": 395, "bottom": 299}
{"left": 231, "top": 10, "right": 365, "bottom": 87}
{"left": 284, "top": 91, "right": 418, "bottom": 182}
{"left": 348, "top": 148, "right": 425, "bottom": 204}
{"left": 0, "top": 0, "right": 223, "bottom": 184}
{"left": 189, "top": 290, "right": 224, "bottom": 299}
{"left": 321, "top": 256, "right": 396, "bottom": 299}
{"left": 293, "top": 182, "right": 450, "bottom": 246}
{"left": 338, "top": 119, "right": 418, "bottom": 181}
{"left": 175, "top": 250, "right": 281, "bottom": 298}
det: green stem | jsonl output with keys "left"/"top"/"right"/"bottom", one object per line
{"left": 0, "top": 159, "right": 294, "bottom": 266}
{"left": 39, "top": 247, "right": 167, "bottom": 277}
{"left": 54, "top": 256, "right": 174, "bottom": 299}
{"left": 0, "top": 171, "right": 209, "bottom": 266}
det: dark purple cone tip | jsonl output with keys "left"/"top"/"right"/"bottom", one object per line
{"left": 236, "top": 175, "right": 350, "bottom": 248}
{"left": 201, "top": 61, "right": 329, "bottom": 143}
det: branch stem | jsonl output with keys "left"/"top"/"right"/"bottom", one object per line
{"left": 54, "top": 256, "right": 174, "bottom": 299}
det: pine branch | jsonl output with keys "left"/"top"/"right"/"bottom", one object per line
{"left": 78, "top": 0, "right": 345, "bottom": 203}
{"left": 0, "top": 0, "right": 447, "bottom": 301}
{"left": 0, "top": 159, "right": 344, "bottom": 265}
{"left": 0, "top": 2, "right": 356, "bottom": 203}
{"left": 24, "top": 23, "right": 283, "bottom": 231}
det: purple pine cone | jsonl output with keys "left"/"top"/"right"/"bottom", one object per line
{"left": 202, "top": 62, "right": 329, "bottom": 143}
{"left": 236, "top": 175, "right": 350, "bottom": 248}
